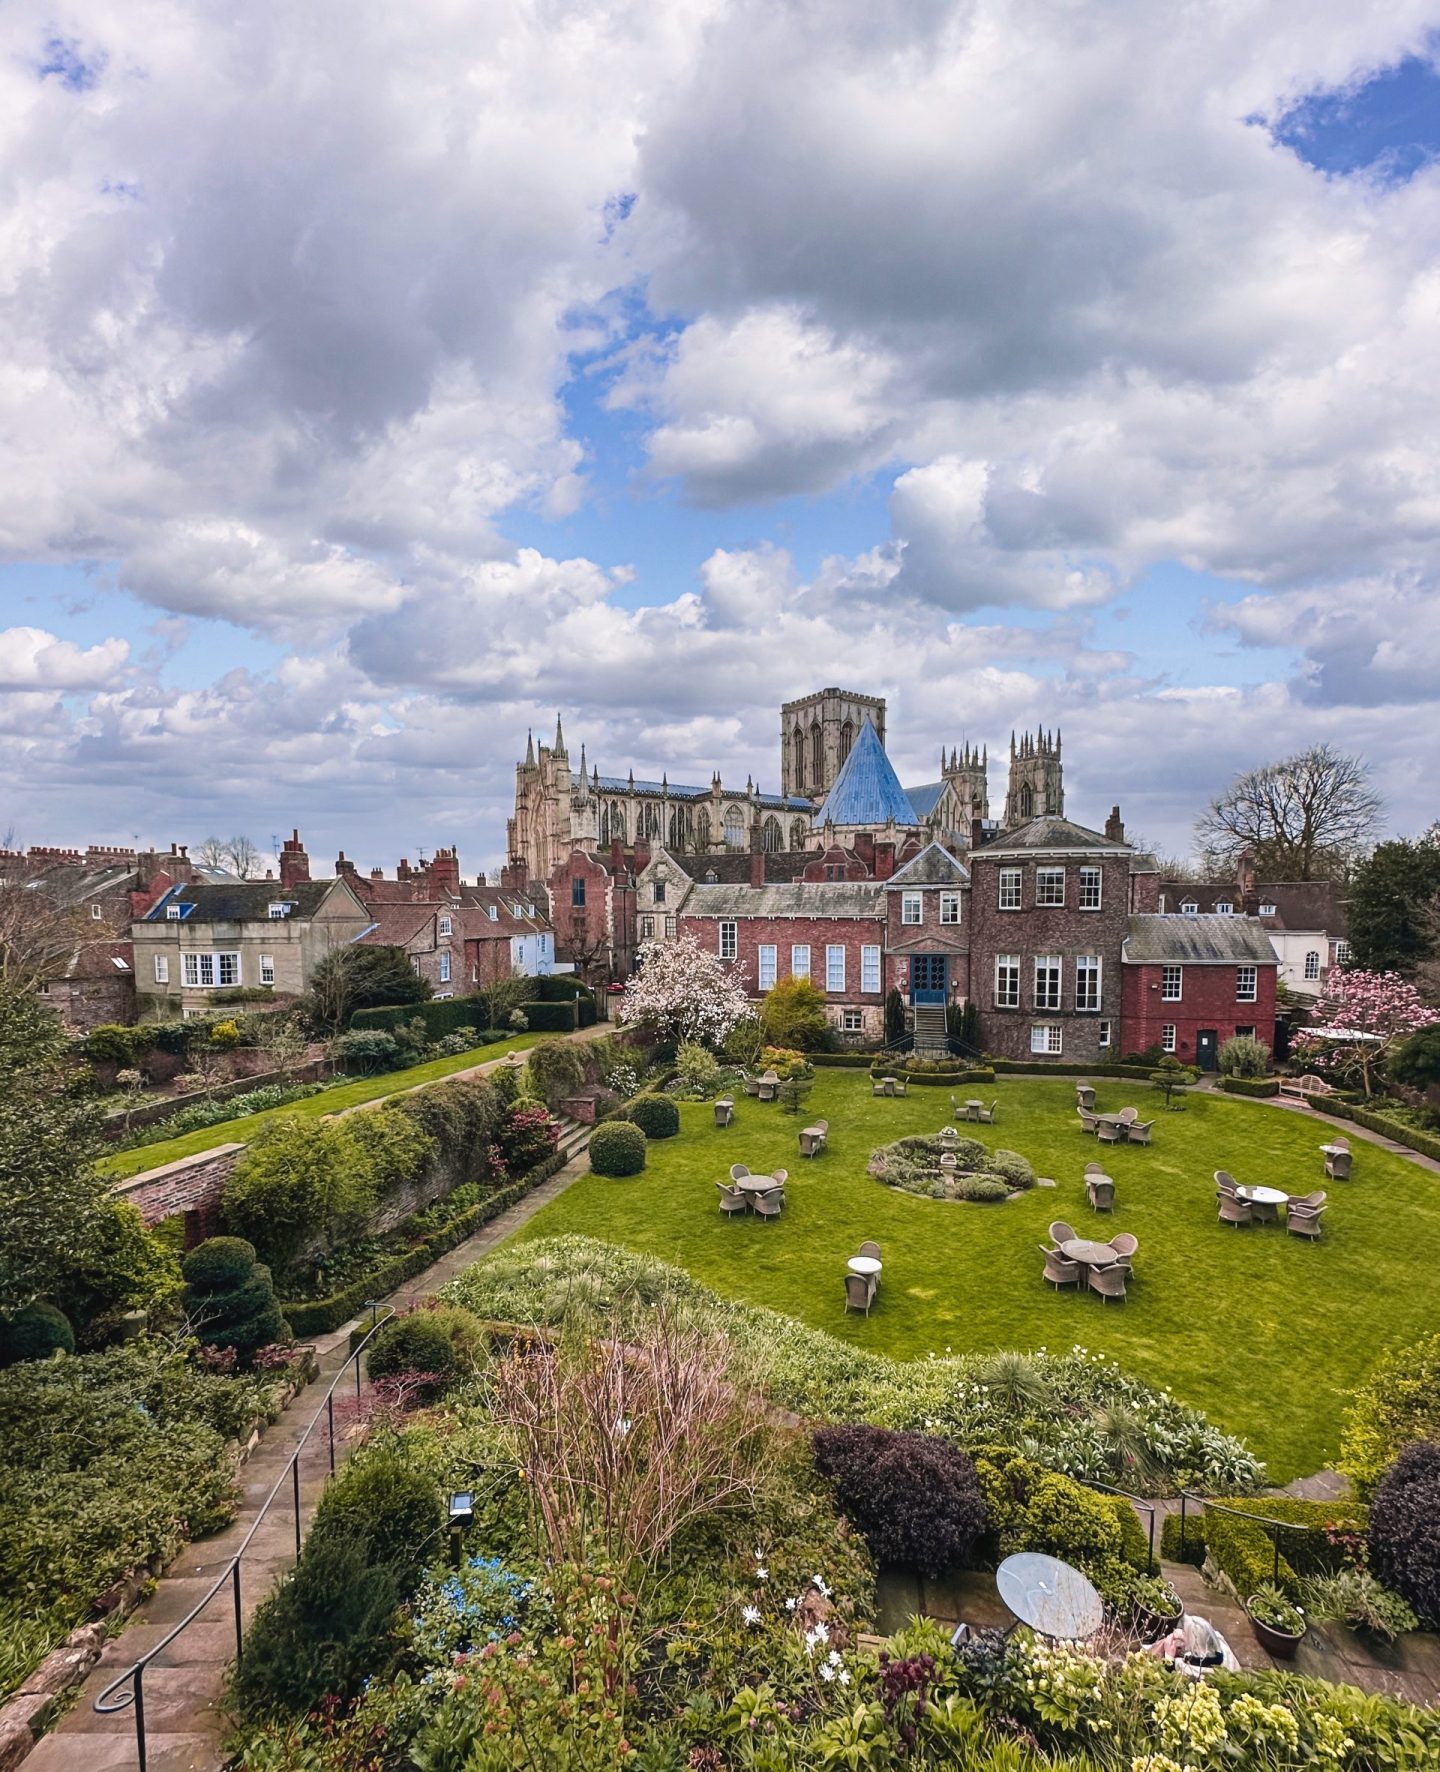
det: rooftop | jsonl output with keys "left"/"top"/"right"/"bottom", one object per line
{"left": 813, "top": 719, "right": 919, "bottom": 830}
{"left": 1123, "top": 914, "right": 1279, "bottom": 966}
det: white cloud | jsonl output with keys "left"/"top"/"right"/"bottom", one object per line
{"left": 0, "top": 626, "right": 128, "bottom": 690}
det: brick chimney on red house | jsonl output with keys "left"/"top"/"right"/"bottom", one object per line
{"left": 428, "top": 846, "right": 461, "bottom": 895}
{"left": 278, "top": 830, "right": 310, "bottom": 888}
{"left": 1104, "top": 806, "right": 1126, "bottom": 843}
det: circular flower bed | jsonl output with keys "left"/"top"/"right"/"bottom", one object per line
{"left": 867, "top": 1131, "right": 1036, "bottom": 1202}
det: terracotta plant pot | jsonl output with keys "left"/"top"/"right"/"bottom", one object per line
{"left": 1137, "top": 1590, "right": 1184, "bottom": 1643}
{"left": 1247, "top": 1598, "right": 1305, "bottom": 1661}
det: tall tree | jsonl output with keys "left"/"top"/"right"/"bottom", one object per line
{"left": 195, "top": 834, "right": 264, "bottom": 878}
{"left": 304, "top": 944, "right": 432, "bottom": 1032}
{"left": 0, "top": 861, "right": 93, "bottom": 993}
{"left": 1294, "top": 968, "right": 1438, "bottom": 1097}
{"left": 1194, "top": 744, "right": 1381, "bottom": 880}
{"left": 619, "top": 935, "right": 752, "bottom": 1047}
{"left": 1346, "top": 831, "right": 1440, "bottom": 979}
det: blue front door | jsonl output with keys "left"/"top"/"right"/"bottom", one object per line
{"left": 911, "top": 955, "right": 947, "bottom": 1004}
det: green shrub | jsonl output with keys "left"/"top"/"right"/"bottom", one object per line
{"left": 0, "top": 1301, "right": 75, "bottom": 1367}
{"left": 82, "top": 1024, "right": 148, "bottom": 1066}
{"left": 182, "top": 1237, "right": 289, "bottom": 1360}
{"left": 813, "top": 1426, "right": 986, "bottom": 1577}
{"left": 351, "top": 998, "right": 486, "bottom": 1040}
{"left": 332, "top": 1029, "right": 404, "bottom": 1074}
{"left": 675, "top": 1041, "right": 722, "bottom": 1097}
{"left": 520, "top": 1001, "right": 578, "bottom": 1033}
{"left": 1368, "top": 1441, "right": 1440, "bottom": 1626}
{"left": 761, "top": 975, "right": 831, "bottom": 1051}
{"left": 1218, "top": 1034, "right": 1272, "bottom": 1078}
{"left": 1390, "top": 1025, "right": 1440, "bottom": 1091}
{"left": 222, "top": 1117, "right": 380, "bottom": 1274}
{"left": 986, "top": 1149, "right": 1035, "bottom": 1188}
{"left": 524, "top": 1038, "right": 587, "bottom": 1107}
{"left": 1340, "top": 1331, "right": 1440, "bottom": 1498}
{"left": 1202, "top": 1504, "right": 1292, "bottom": 1595}
{"left": 1312, "top": 1095, "right": 1440, "bottom": 1164}
{"left": 367, "top": 1306, "right": 480, "bottom": 1398}
{"left": 1221, "top": 1076, "right": 1280, "bottom": 1097}
{"left": 1161, "top": 1511, "right": 1204, "bottom": 1565}
{"left": 627, "top": 1093, "right": 680, "bottom": 1139}
{"left": 589, "top": 1121, "right": 647, "bottom": 1177}
{"left": 309, "top": 1444, "right": 444, "bottom": 1587}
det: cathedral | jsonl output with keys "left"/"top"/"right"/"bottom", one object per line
{"left": 505, "top": 687, "right": 1064, "bottom": 881}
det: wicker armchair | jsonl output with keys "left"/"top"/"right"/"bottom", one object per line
{"left": 1088, "top": 1264, "right": 1128, "bottom": 1304}
{"left": 1041, "top": 1245, "right": 1081, "bottom": 1289}
{"left": 844, "top": 1272, "right": 876, "bottom": 1316}
{"left": 716, "top": 1181, "right": 748, "bottom": 1218}
{"left": 1048, "top": 1220, "right": 1079, "bottom": 1246}
{"left": 1218, "top": 1192, "right": 1253, "bottom": 1227}
{"left": 1287, "top": 1190, "right": 1327, "bottom": 1240}
{"left": 752, "top": 1189, "right": 783, "bottom": 1222}
{"left": 976, "top": 1100, "right": 999, "bottom": 1124}
{"left": 1127, "top": 1119, "right": 1155, "bottom": 1146}
{"left": 1086, "top": 1176, "right": 1115, "bottom": 1213}
{"left": 1108, "top": 1232, "right": 1139, "bottom": 1272}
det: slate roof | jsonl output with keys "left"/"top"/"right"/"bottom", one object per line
{"left": 145, "top": 880, "right": 338, "bottom": 922}
{"left": 592, "top": 774, "right": 810, "bottom": 811}
{"left": 62, "top": 940, "right": 134, "bottom": 979}
{"left": 355, "top": 904, "right": 437, "bottom": 947}
{"left": 903, "top": 780, "right": 945, "bottom": 818}
{"left": 884, "top": 842, "right": 970, "bottom": 889}
{"left": 662, "top": 851, "right": 812, "bottom": 886}
{"left": 682, "top": 881, "right": 886, "bottom": 919}
{"left": 977, "top": 816, "right": 1128, "bottom": 856}
{"left": 1123, "top": 914, "right": 1279, "bottom": 966}
{"left": 813, "top": 720, "right": 918, "bottom": 829}
{"left": 1157, "top": 879, "right": 1345, "bottom": 934}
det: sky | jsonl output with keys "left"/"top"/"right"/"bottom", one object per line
{"left": 1, "top": 2, "right": 1439, "bottom": 877}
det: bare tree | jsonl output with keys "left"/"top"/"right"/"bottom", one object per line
{"left": 563, "top": 906, "right": 611, "bottom": 984}
{"left": 194, "top": 834, "right": 263, "bottom": 877}
{"left": 0, "top": 862, "right": 92, "bottom": 994}
{"left": 1194, "top": 744, "right": 1382, "bottom": 881}
{"left": 194, "top": 835, "right": 231, "bottom": 871}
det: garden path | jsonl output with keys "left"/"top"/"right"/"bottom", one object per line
{"left": 24, "top": 1133, "right": 598, "bottom": 1771}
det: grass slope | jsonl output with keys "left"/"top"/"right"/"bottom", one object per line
{"left": 514, "top": 1073, "right": 1440, "bottom": 1480}
{"left": 100, "top": 1033, "right": 544, "bottom": 1179}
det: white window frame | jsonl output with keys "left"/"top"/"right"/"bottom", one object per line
{"left": 861, "top": 944, "right": 881, "bottom": 993}
{"left": 840, "top": 1008, "right": 863, "bottom": 1033}
{"left": 1036, "top": 867, "right": 1066, "bottom": 907}
{"left": 995, "top": 954, "right": 1020, "bottom": 1010}
{"left": 791, "top": 943, "right": 810, "bottom": 980}
{"left": 90, "top": 902, "right": 102, "bottom": 920}
{"left": 1078, "top": 866, "right": 1102, "bottom": 911}
{"left": 758, "top": 943, "right": 778, "bottom": 991}
{"left": 1162, "top": 1024, "right": 1177, "bottom": 1054}
{"left": 1181, "top": 900, "right": 1199, "bottom": 916}
{"left": 1215, "top": 901, "right": 1233, "bottom": 915}
{"left": 939, "top": 891, "right": 961, "bottom": 925}
{"left": 438, "top": 914, "right": 452, "bottom": 937}
{"left": 1259, "top": 902, "right": 1277, "bottom": 916}
{"left": 153, "top": 954, "right": 169, "bottom": 985}
{"left": 259, "top": 953, "right": 275, "bottom": 985}
{"left": 1161, "top": 964, "right": 1183, "bottom": 1001}
{"left": 487, "top": 904, "right": 498, "bottom": 922}
{"left": 180, "top": 950, "right": 240, "bottom": 988}
{"left": 1236, "top": 964, "right": 1257, "bottom": 1002}
{"left": 1033, "top": 954, "right": 1062, "bottom": 1012}
{"left": 267, "top": 902, "right": 289, "bottom": 920}
{"left": 664, "top": 914, "right": 677, "bottom": 940}
{"left": 998, "top": 867, "right": 1022, "bottom": 911}
{"left": 639, "top": 914, "right": 655, "bottom": 940}
{"left": 1304, "top": 950, "right": 1321, "bottom": 981}
{"left": 166, "top": 903, "right": 182, "bottom": 920}
{"left": 901, "top": 891, "right": 922, "bottom": 925}
{"left": 1031, "top": 1024, "right": 1063, "bottom": 1055}
{"left": 439, "top": 951, "right": 451, "bottom": 984}
{"left": 1097, "top": 1018, "right": 1112, "bottom": 1049}
{"left": 1075, "top": 954, "right": 1101, "bottom": 1013}
{"left": 719, "top": 921, "right": 738, "bottom": 960}
{"left": 1333, "top": 940, "right": 1351, "bottom": 965}
{"left": 825, "top": 944, "right": 845, "bottom": 992}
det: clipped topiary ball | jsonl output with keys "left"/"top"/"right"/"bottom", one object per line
{"left": 182, "top": 1236, "right": 260, "bottom": 1291}
{"left": 590, "top": 1120, "right": 647, "bottom": 1177}
{"left": 0, "top": 1301, "right": 76, "bottom": 1367}
{"left": 367, "top": 1305, "right": 481, "bottom": 1399}
{"left": 627, "top": 1093, "right": 680, "bottom": 1139}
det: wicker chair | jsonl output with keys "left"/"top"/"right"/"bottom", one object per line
{"left": 873, "top": 1077, "right": 892, "bottom": 1097}
{"left": 1287, "top": 1190, "right": 1327, "bottom": 1240}
{"left": 1041, "top": 1245, "right": 1081, "bottom": 1289}
{"left": 1087, "top": 1176, "right": 1115, "bottom": 1213}
{"left": 1127, "top": 1119, "right": 1155, "bottom": 1146}
{"left": 713, "top": 1098, "right": 734, "bottom": 1129}
{"left": 844, "top": 1272, "right": 877, "bottom": 1316}
{"left": 1049, "top": 1220, "right": 1079, "bottom": 1246}
{"left": 757, "top": 1077, "right": 779, "bottom": 1102}
{"left": 1084, "top": 1160, "right": 1105, "bottom": 1175}
{"left": 892, "top": 1077, "right": 908, "bottom": 1096}
{"left": 1075, "top": 1083, "right": 1096, "bottom": 1111}
{"left": 729, "top": 1163, "right": 750, "bottom": 1183}
{"left": 1214, "top": 1170, "right": 1238, "bottom": 1193}
{"left": 741, "top": 1073, "right": 760, "bottom": 1097}
{"left": 752, "top": 1189, "right": 783, "bottom": 1222}
{"left": 1108, "top": 1232, "right": 1139, "bottom": 1272}
{"left": 949, "top": 1095, "right": 966, "bottom": 1121}
{"left": 976, "top": 1100, "right": 999, "bottom": 1124}
{"left": 1218, "top": 1192, "right": 1253, "bottom": 1227}
{"left": 716, "top": 1181, "right": 748, "bottom": 1218}
{"left": 858, "top": 1240, "right": 882, "bottom": 1262}
{"left": 1088, "top": 1264, "right": 1128, "bottom": 1304}
{"left": 1077, "top": 1109, "right": 1100, "bottom": 1135}
{"left": 1097, "top": 1120, "right": 1123, "bottom": 1146}
{"left": 798, "top": 1121, "right": 828, "bottom": 1157}
{"left": 1324, "top": 1148, "right": 1353, "bottom": 1180}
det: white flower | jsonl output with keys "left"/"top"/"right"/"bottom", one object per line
{"left": 785, "top": 1597, "right": 798, "bottom": 1612}
{"left": 812, "top": 1575, "right": 831, "bottom": 1597}
{"left": 755, "top": 1566, "right": 768, "bottom": 1581}
{"left": 742, "top": 1604, "right": 762, "bottom": 1627}
{"left": 838, "top": 1667, "right": 852, "bottom": 1686}
{"left": 819, "top": 1662, "right": 835, "bottom": 1682}
{"left": 827, "top": 1650, "right": 842, "bottom": 1666}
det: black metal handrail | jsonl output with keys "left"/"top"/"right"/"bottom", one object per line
{"left": 94, "top": 1306, "right": 394, "bottom": 1771}
{"left": 1175, "top": 1488, "right": 1313, "bottom": 1587}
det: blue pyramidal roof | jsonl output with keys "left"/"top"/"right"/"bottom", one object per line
{"left": 814, "top": 718, "right": 919, "bottom": 828}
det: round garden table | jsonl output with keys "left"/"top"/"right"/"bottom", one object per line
{"left": 1236, "top": 1183, "right": 1288, "bottom": 1223}
{"left": 736, "top": 1174, "right": 784, "bottom": 1195}
{"left": 847, "top": 1256, "right": 882, "bottom": 1278}
{"left": 1059, "top": 1237, "right": 1119, "bottom": 1267}
{"left": 996, "top": 1552, "right": 1103, "bottom": 1641}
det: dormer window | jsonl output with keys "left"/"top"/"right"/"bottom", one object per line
{"left": 90, "top": 903, "right": 103, "bottom": 920}
{"left": 1215, "top": 901, "right": 1233, "bottom": 915}
{"left": 268, "top": 902, "right": 290, "bottom": 919}
{"left": 654, "top": 879, "right": 666, "bottom": 905}
{"left": 1181, "top": 900, "right": 1198, "bottom": 916}
{"left": 1259, "top": 902, "right": 1276, "bottom": 916}
{"left": 166, "top": 903, "right": 182, "bottom": 920}
{"left": 487, "top": 904, "right": 498, "bottom": 921}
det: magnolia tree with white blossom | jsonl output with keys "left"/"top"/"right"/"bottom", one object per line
{"left": 1294, "top": 968, "right": 1439, "bottom": 1097}
{"left": 618, "top": 935, "right": 753, "bottom": 1048}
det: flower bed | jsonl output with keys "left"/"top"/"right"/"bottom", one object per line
{"left": 867, "top": 1131, "right": 1036, "bottom": 1201}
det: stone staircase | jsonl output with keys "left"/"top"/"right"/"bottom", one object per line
{"left": 551, "top": 1112, "right": 594, "bottom": 1165}
{"left": 912, "top": 1004, "right": 950, "bottom": 1056}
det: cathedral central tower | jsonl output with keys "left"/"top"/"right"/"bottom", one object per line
{"left": 779, "top": 687, "right": 887, "bottom": 804}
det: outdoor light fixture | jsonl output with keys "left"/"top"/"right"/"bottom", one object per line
{"left": 448, "top": 1491, "right": 475, "bottom": 1567}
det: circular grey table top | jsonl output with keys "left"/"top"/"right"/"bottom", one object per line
{"left": 1237, "top": 1184, "right": 1288, "bottom": 1206}
{"left": 847, "top": 1256, "right": 882, "bottom": 1276}
{"left": 1060, "top": 1237, "right": 1120, "bottom": 1265}
{"left": 996, "top": 1552, "right": 1104, "bottom": 1640}
{"left": 736, "top": 1173, "right": 784, "bottom": 1194}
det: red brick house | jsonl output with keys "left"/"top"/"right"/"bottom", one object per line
{"left": 883, "top": 843, "right": 972, "bottom": 1049}
{"left": 1121, "top": 915, "right": 1279, "bottom": 1068}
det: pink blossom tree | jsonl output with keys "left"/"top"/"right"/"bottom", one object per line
{"left": 1295, "top": 968, "right": 1439, "bottom": 1096}
{"left": 617, "top": 934, "right": 753, "bottom": 1049}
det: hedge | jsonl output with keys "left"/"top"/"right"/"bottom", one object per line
{"left": 1310, "top": 1096, "right": 1440, "bottom": 1165}
{"left": 1198, "top": 1496, "right": 1369, "bottom": 1598}
{"left": 811, "top": 1053, "right": 883, "bottom": 1068}
{"left": 520, "top": 1001, "right": 578, "bottom": 1033}
{"left": 351, "top": 999, "right": 488, "bottom": 1038}
{"left": 525, "top": 976, "right": 591, "bottom": 1002}
{"left": 280, "top": 1150, "right": 568, "bottom": 1337}
{"left": 866, "top": 1067, "right": 997, "bottom": 1086}
{"left": 989, "top": 1059, "right": 1191, "bottom": 1081}
{"left": 1221, "top": 1076, "right": 1280, "bottom": 1098}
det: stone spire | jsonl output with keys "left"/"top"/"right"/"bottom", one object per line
{"left": 554, "top": 713, "right": 566, "bottom": 753}
{"left": 525, "top": 729, "right": 535, "bottom": 766}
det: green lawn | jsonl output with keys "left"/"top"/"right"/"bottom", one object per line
{"left": 100, "top": 1033, "right": 545, "bottom": 1179}
{"left": 515, "top": 1073, "right": 1440, "bottom": 1481}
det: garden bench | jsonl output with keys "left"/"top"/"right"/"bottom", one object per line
{"left": 1278, "top": 1074, "right": 1335, "bottom": 1104}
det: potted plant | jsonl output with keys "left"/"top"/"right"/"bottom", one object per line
{"left": 1246, "top": 1582, "right": 1307, "bottom": 1659}
{"left": 1110, "top": 1567, "right": 1184, "bottom": 1642}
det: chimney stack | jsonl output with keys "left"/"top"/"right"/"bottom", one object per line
{"left": 1104, "top": 806, "right": 1126, "bottom": 844}
{"left": 279, "top": 829, "right": 310, "bottom": 888}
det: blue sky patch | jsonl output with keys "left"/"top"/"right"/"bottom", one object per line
{"left": 1271, "top": 49, "right": 1440, "bottom": 182}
